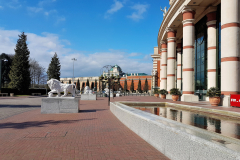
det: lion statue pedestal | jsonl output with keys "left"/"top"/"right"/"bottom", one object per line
{"left": 41, "top": 79, "right": 80, "bottom": 114}
{"left": 80, "top": 86, "right": 97, "bottom": 100}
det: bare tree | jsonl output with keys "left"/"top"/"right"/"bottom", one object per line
{"left": 29, "top": 58, "right": 46, "bottom": 88}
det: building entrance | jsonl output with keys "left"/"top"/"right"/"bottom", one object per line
{"left": 195, "top": 17, "right": 207, "bottom": 100}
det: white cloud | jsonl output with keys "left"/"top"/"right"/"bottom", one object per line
{"left": 27, "top": 7, "right": 43, "bottom": 13}
{"left": 104, "top": 0, "right": 124, "bottom": 19}
{"left": 129, "top": 52, "right": 141, "bottom": 57}
{"left": 44, "top": 9, "right": 57, "bottom": 16}
{"left": 7, "top": 0, "right": 21, "bottom": 9}
{"left": 127, "top": 4, "right": 149, "bottom": 21}
{"left": 38, "top": 0, "right": 56, "bottom": 6}
{"left": 0, "top": 29, "right": 152, "bottom": 78}
{"left": 56, "top": 16, "right": 66, "bottom": 24}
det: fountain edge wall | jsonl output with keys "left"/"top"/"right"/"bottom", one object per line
{"left": 110, "top": 102, "right": 240, "bottom": 160}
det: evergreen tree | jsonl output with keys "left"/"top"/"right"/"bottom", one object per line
{"left": 86, "top": 79, "right": 89, "bottom": 86}
{"left": 82, "top": 82, "right": 85, "bottom": 91}
{"left": 47, "top": 52, "right": 61, "bottom": 80}
{"left": 144, "top": 78, "right": 149, "bottom": 93}
{"left": 123, "top": 79, "right": 127, "bottom": 92}
{"left": 94, "top": 79, "right": 97, "bottom": 91}
{"left": 130, "top": 79, "right": 134, "bottom": 92}
{"left": 91, "top": 82, "right": 94, "bottom": 90}
{"left": 77, "top": 79, "right": 80, "bottom": 90}
{"left": 9, "top": 32, "right": 31, "bottom": 93}
{"left": 138, "top": 79, "right": 142, "bottom": 93}
{"left": 69, "top": 79, "right": 71, "bottom": 84}
{"left": 0, "top": 53, "right": 13, "bottom": 87}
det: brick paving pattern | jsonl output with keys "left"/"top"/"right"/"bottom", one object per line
{"left": 0, "top": 96, "right": 170, "bottom": 160}
{"left": 1, "top": 95, "right": 240, "bottom": 160}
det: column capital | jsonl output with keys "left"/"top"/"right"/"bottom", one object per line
{"left": 177, "top": 48, "right": 182, "bottom": 52}
{"left": 167, "top": 37, "right": 176, "bottom": 41}
{"left": 182, "top": 19, "right": 195, "bottom": 25}
{"left": 181, "top": 6, "right": 195, "bottom": 14}
{"left": 160, "top": 40, "right": 167, "bottom": 44}
{"left": 166, "top": 27, "right": 177, "bottom": 33}
{"left": 206, "top": 20, "right": 217, "bottom": 27}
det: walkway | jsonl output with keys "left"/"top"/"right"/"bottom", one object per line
{"left": 0, "top": 96, "right": 170, "bottom": 160}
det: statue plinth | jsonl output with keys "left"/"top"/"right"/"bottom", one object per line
{"left": 41, "top": 97, "right": 80, "bottom": 114}
{"left": 80, "top": 94, "right": 97, "bottom": 100}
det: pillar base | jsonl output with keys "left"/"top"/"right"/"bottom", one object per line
{"left": 205, "top": 97, "right": 209, "bottom": 101}
{"left": 222, "top": 95, "right": 231, "bottom": 107}
{"left": 165, "top": 94, "right": 172, "bottom": 100}
{"left": 181, "top": 94, "right": 199, "bottom": 102}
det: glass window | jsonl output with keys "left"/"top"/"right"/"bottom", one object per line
{"left": 195, "top": 16, "right": 207, "bottom": 91}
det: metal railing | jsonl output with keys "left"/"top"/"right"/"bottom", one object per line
{"left": 96, "top": 91, "right": 151, "bottom": 97}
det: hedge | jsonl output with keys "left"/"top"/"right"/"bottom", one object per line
{"left": 1, "top": 88, "right": 50, "bottom": 96}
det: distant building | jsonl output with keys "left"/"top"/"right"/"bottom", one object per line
{"left": 60, "top": 65, "right": 153, "bottom": 92}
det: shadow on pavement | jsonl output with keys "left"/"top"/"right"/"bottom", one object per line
{"left": 80, "top": 109, "right": 107, "bottom": 113}
{"left": 0, "top": 118, "right": 97, "bottom": 129}
{"left": 0, "top": 105, "right": 40, "bottom": 108}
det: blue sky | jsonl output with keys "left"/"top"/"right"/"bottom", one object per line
{"left": 0, "top": 0, "right": 169, "bottom": 78}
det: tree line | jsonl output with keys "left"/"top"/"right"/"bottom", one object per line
{"left": 123, "top": 78, "right": 149, "bottom": 93}
{"left": 1, "top": 32, "right": 61, "bottom": 94}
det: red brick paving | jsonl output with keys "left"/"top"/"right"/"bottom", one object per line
{"left": 0, "top": 96, "right": 171, "bottom": 160}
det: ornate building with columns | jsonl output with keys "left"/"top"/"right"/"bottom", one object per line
{"left": 152, "top": 0, "right": 239, "bottom": 106}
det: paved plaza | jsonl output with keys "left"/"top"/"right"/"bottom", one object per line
{"left": 0, "top": 96, "right": 170, "bottom": 160}
{"left": 1, "top": 95, "right": 240, "bottom": 160}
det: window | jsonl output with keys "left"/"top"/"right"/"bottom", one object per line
{"left": 195, "top": 16, "right": 207, "bottom": 91}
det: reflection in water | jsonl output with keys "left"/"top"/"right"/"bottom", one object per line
{"left": 133, "top": 106, "right": 240, "bottom": 140}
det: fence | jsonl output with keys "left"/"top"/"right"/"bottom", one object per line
{"left": 96, "top": 92, "right": 151, "bottom": 97}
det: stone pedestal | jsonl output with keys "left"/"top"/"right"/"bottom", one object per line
{"left": 166, "top": 94, "right": 172, "bottom": 100}
{"left": 41, "top": 97, "right": 80, "bottom": 114}
{"left": 81, "top": 94, "right": 97, "bottom": 100}
{"left": 181, "top": 94, "right": 199, "bottom": 102}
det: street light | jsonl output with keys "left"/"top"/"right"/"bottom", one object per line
{"left": 71, "top": 58, "right": 77, "bottom": 84}
{"left": 0, "top": 59, "right": 8, "bottom": 93}
{"left": 101, "top": 65, "right": 112, "bottom": 106}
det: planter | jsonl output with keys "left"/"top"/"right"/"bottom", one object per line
{"left": 160, "top": 94, "right": 166, "bottom": 99}
{"left": 154, "top": 94, "right": 159, "bottom": 98}
{"left": 172, "top": 95, "right": 179, "bottom": 101}
{"left": 209, "top": 97, "right": 221, "bottom": 106}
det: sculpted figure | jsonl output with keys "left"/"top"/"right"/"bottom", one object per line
{"left": 160, "top": 6, "right": 167, "bottom": 16}
{"left": 104, "top": 88, "right": 113, "bottom": 96}
{"left": 47, "top": 78, "right": 76, "bottom": 97}
{"left": 84, "top": 86, "right": 93, "bottom": 94}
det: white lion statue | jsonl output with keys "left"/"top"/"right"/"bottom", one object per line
{"left": 47, "top": 78, "right": 76, "bottom": 97}
{"left": 84, "top": 86, "right": 93, "bottom": 94}
{"left": 104, "top": 88, "right": 112, "bottom": 96}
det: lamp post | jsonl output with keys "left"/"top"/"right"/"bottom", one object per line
{"left": 0, "top": 59, "right": 8, "bottom": 93}
{"left": 71, "top": 58, "right": 77, "bottom": 84}
{"left": 101, "top": 65, "right": 113, "bottom": 106}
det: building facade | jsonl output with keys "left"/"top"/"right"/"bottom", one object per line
{"left": 60, "top": 77, "right": 99, "bottom": 91}
{"left": 60, "top": 65, "right": 152, "bottom": 93}
{"left": 152, "top": 0, "right": 239, "bottom": 106}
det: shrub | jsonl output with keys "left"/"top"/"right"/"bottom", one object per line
{"left": 159, "top": 89, "right": 168, "bottom": 95}
{"left": 206, "top": 87, "right": 221, "bottom": 98}
{"left": 170, "top": 88, "right": 181, "bottom": 96}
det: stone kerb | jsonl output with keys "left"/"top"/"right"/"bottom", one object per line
{"left": 80, "top": 94, "right": 97, "bottom": 100}
{"left": 110, "top": 102, "right": 240, "bottom": 160}
{"left": 41, "top": 97, "right": 80, "bottom": 114}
